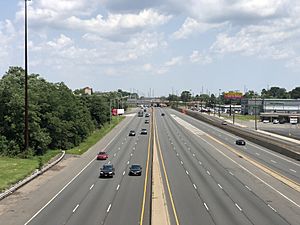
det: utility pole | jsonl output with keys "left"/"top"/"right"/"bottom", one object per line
{"left": 24, "top": 0, "right": 30, "bottom": 151}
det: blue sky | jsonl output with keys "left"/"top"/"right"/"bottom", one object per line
{"left": 0, "top": 0, "right": 299, "bottom": 97}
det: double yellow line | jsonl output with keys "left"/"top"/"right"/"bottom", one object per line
{"left": 140, "top": 108, "right": 180, "bottom": 225}
{"left": 139, "top": 108, "right": 153, "bottom": 225}
{"left": 153, "top": 109, "right": 180, "bottom": 225}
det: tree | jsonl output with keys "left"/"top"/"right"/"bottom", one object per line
{"left": 261, "top": 87, "right": 290, "bottom": 99}
{"left": 180, "top": 91, "right": 192, "bottom": 102}
{"left": 290, "top": 87, "right": 300, "bottom": 99}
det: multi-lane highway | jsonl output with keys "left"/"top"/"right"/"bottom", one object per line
{"left": 23, "top": 113, "right": 153, "bottom": 225}
{"left": 1, "top": 107, "right": 299, "bottom": 225}
{"left": 153, "top": 108, "right": 299, "bottom": 225}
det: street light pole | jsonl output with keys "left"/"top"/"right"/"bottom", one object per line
{"left": 254, "top": 95, "right": 257, "bottom": 130}
{"left": 218, "top": 89, "right": 221, "bottom": 117}
{"left": 24, "top": 0, "right": 30, "bottom": 151}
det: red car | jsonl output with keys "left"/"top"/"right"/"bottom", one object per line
{"left": 97, "top": 152, "right": 108, "bottom": 160}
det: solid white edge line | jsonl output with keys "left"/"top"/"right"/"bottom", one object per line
{"left": 89, "top": 184, "right": 94, "bottom": 190}
{"left": 235, "top": 203, "right": 242, "bottom": 211}
{"left": 24, "top": 115, "right": 134, "bottom": 225}
{"left": 72, "top": 204, "right": 79, "bottom": 213}
{"left": 24, "top": 157, "right": 96, "bottom": 225}
{"left": 170, "top": 112, "right": 300, "bottom": 208}
{"left": 107, "top": 204, "right": 112, "bottom": 213}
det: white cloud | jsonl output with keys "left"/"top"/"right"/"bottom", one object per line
{"left": 143, "top": 63, "right": 153, "bottom": 71}
{"left": 164, "top": 56, "right": 183, "bottom": 66}
{"left": 190, "top": 50, "right": 212, "bottom": 64}
{"left": 172, "top": 17, "right": 226, "bottom": 39}
{"left": 47, "top": 34, "right": 73, "bottom": 49}
{"left": 17, "top": 2, "right": 172, "bottom": 40}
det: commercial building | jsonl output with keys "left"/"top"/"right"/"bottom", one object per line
{"left": 241, "top": 98, "right": 300, "bottom": 123}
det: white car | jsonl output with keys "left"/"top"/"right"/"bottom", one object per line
{"left": 273, "top": 119, "right": 279, "bottom": 124}
{"left": 262, "top": 120, "right": 269, "bottom": 123}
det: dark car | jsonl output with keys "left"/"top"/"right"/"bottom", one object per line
{"left": 145, "top": 113, "right": 150, "bottom": 117}
{"left": 161, "top": 113, "right": 165, "bottom": 116}
{"left": 97, "top": 151, "right": 108, "bottom": 160}
{"left": 129, "top": 130, "right": 136, "bottom": 136}
{"left": 236, "top": 139, "right": 246, "bottom": 145}
{"left": 145, "top": 120, "right": 149, "bottom": 124}
{"left": 141, "top": 128, "right": 147, "bottom": 135}
{"left": 129, "top": 164, "right": 142, "bottom": 176}
{"left": 100, "top": 164, "right": 115, "bottom": 178}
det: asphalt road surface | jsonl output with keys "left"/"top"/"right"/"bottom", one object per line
{"left": 1, "top": 108, "right": 299, "bottom": 225}
{"left": 153, "top": 108, "right": 299, "bottom": 225}
{"left": 24, "top": 113, "right": 152, "bottom": 225}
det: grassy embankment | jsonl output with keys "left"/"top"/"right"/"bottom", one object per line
{"left": 0, "top": 116, "right": 124, "bottom": 192}
{"left": 222, "top": 114, "right": 255, "bottom": 121}
{"left": 67, "top": 116, "right": 124, "bottom": 155}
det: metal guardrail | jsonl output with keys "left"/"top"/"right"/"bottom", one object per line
{"left": 174, "top": 108, "right": 300, "bottom": 161}
{"left": 0, "top": 151, "right": 66, "bottom": 200}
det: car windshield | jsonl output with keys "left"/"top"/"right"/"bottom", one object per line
{"left": 103, "top": 165, "right": 113, "bottom": 169}
{"left": 99, "top": 152, "right": 106, "bottom": 155}
{"left": 131, "top": 165, "right": 141, "bottom": 169}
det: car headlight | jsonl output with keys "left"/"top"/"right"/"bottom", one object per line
{"left": 109, "top": 172, "right": 112, "bottom": 174}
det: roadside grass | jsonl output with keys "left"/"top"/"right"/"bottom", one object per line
{"left": 0, "top": 117, "right": 124, "bottom": 192}
{"left": 222, "top": 114, "right": 255, "bottom": 121}
{"left": 0, "top": 150, "right": 61, "bottom": 192}
{"left": 67, "top": 116, "right": 124, "bottom": 155}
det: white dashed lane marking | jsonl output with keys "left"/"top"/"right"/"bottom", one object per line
{"left": 89, "top": 184, "right": 94, "bottom": 190}
{"left": 107, "top": 204, "right": 112, "bottom": 213}
{"left": 235, "top": 203, "right": 242, "bottom": 211}
{"left": 73, "top": 204, "right": 79, "bottom": 213}
{"left": 289, "top": 169, "right": 297, "bottom": 173}
{"left": 204, "top": 203, "right": 209, "bottom": 211}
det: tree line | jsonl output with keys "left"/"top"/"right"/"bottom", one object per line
{"left": 0, "top": 67, "right": 128, "bottom": 157}
{"left": 167, "top": 86, "right": 300, "bottom": 107}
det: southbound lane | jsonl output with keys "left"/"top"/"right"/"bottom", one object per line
{"left": 154, "top": 108, "right": 291, "bottom": 225}
{"left": 169, "top": 108, "right": 300, "bottom": 184}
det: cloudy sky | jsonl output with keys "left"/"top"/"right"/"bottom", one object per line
{"left": 0, "top": 0, "right": 300, "bottom": 96}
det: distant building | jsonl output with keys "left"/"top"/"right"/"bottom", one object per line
{"left": 241, "top": 98, "right": 263, "bottom": 115}
{"left": 242, "top": 98, "right": 300, "bottom": 115}
{"left": 83, "top": 87, "right": 93, "bottom": 95}
{"left": 241, "top": 98, "right": 300, "bottom": 123}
